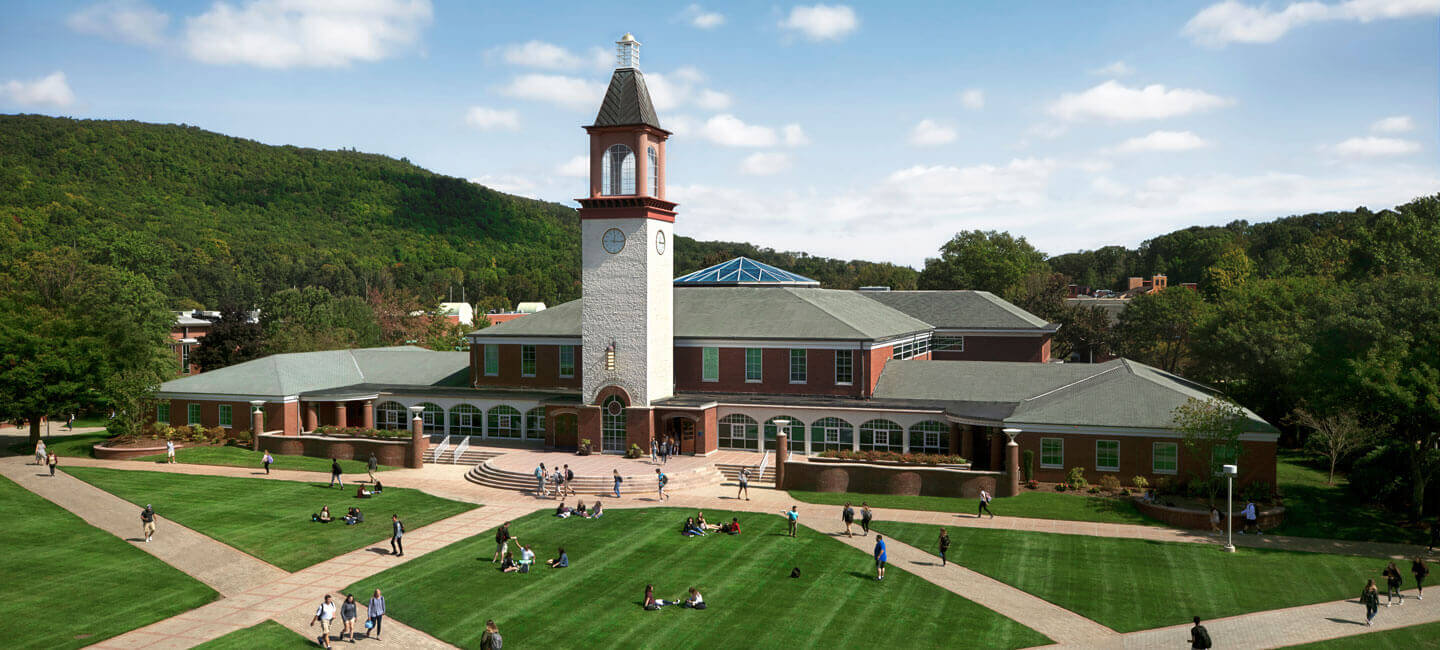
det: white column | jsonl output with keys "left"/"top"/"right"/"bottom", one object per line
{"left": 481, "top": 407, "right": 489, "bottom": 440}
{"left": 852, "top": 426, "right": 860, "bottom": 452}
{"left": 902, "top": 426, "right": 910, "bottom": 454}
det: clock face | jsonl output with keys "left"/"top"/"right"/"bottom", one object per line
{"left": 655, "top": 230, "right": 667, "bottom": 255}
{"left": 602, "top": 228, "right": 626, "bottom": 254}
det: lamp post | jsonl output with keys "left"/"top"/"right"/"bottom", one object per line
{"left": 772, "top": 419, "right": 791, "bottom": 452}
{"left": 1222, "top": 463, "right": 1238, "bottom": 553}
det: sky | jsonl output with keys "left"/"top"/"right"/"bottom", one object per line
{"left": 2, "top": 1, "right": 1437, "bottom": 267}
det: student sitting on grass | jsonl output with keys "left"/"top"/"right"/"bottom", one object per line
{"left": 313, "top": 506, "right": 333, "bottom": 523}
{"left": 682, "top": 587, "right": 706, "bottom": 610}
{"left": 719, "top": 517, "right": 741, "bottom": 535}
{"left": 355, "top": 485, "right": 372, "bottom": 499}
{"left": 499, "top": 551, "right": 519, "bottom": 573}
{"left": 575, "top": 502, "right": 588, "bottom": 517}
{"left": 643, "top": 584, "right": 672, "bottom": 610}
{"left": 344, "top": 507, "right": 364, "bottom": 525}
{"left": 587, "top": 500, "right": 604, "bottom": 519}
{"left": 546, "top": 547, "right": 569, "bottom": 568}
{"left": 372, "top": 480, "right": 383, "bottom": 493}
{"left": 681, "top": 517, "right": 706, "bottom": 537}
{"left": 696, "top": 511, "right": 720, "bottom": 531}
{"left": 555, "top": 501, "right": 573, "bottom": 518}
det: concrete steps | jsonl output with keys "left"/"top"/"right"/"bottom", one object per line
{"left": 465, "top": 460, "right": 724, "bottom": 496}
{"left": 425, "top": 448, "right": 500, "bottom": 465}
{"left": 714, "top": 462, "right": 776, "bottom": 484}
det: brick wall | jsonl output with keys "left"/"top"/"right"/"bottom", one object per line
{"left": 1016, "top": 432, "right": 1277, "bottom": 488}
{"left": 674, "top": 346, "right": 865, "bottom": 397}
{"left": 930, "top": 335, "right": 1052, "bottom": 363}
{"left": 472, "top": 343, "right": 582, "bottom": 390}
{"left": 782, "top": 460, "right": 1001, "bottom": 498}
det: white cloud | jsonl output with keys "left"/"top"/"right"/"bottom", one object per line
{"left": 1108, "top": 130, "right": 1211, "bottom": 153}
{"left": 883, "top": 159, "right": 1057, "bottom": 212}
{"left": 1048, "top": 80, "right": 1235, "bottom": 122}
{"left": 740, "top": 152, "right": 792, "bottom": 175}
{"left": 494, "top": 40, "right": 583, "bottom": 69}
{"left": 182, "top": 0, "right": 432, "bottom": 68}
{"left": 464, "top": 106, "right": 519, "bottom": 131}
{"left": 557, "top": 155, "right": 589, "bottom": 177}
{"left": 645, "top": 68, "right": 731, "bottom": 112}
{"left": 1090, "top": 60, "right": 1135, "bottom": 76}
{"left": 783, "top": 124, "right": 810, "bottom": 147}
{"left": 67, "top": 0, "right": 170, "bottom": 47}
{"left": 1371, "top": 115, "right": 1415, "bottom": 133}
{"left": 685, "top": 4, "right": 726, "bottom": 29}
{"left": 959, "top": 88, "right": 985, "bottom": 110}
{"left": 471, "top": 174, "right": 535, "bottom": 197}
{"left": 499, "top": 73, "right": 605, "bottom": 110}
{"left": 1183, "top": 0, "right": 1440, "bottom": 47}
{"left": 699, "top": 114, "right": 778, "bottom": 147}
{"left": 1, "top": 72, "right": 77, "bottom": 108}
{"left": 1333, "top": 136, "right": 1421, "bottom": 157}
{"left": 696, "top": 89, "right": 732, "bottom": 111}
{"left": 779, "top": 4, "right": 859, "bottom": 41}
{"left": 908, "top": 119, "right": 958, "bottom": 147}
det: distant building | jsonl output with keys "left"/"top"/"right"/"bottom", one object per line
{"left": 484, "top": 302, "right": 546, "bottom": 326}
{"left": 438, "top": 302, "right": 475, "bottom": 327}
{"left": 171, "top": 310, "right": 215, "bottom": 376}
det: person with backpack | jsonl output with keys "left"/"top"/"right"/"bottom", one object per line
{"left": 390, "top": 514, "right": 404, "bottom": 557}
{"left": 860, "top": 502, "right": 873, "bottom": 536}
{"left": 736, "top": 467, "right": 750, "bottom": 501}
{"left": 1413, "top": 556, "right": 1429, "bottom": 600}
{"left": 493, "top": 521, "right": 512, "bottom": 563}
{"left": 977, "top": 489, "right": 995, "bottom": 518}
{"left": 613, "top": 468, "right": 623, "bottom": 498}
{"left": 1383, "top": 561, "right": 1404, "bottom": 606}
{"left": 367, "top": 452, "right": 379, "bottom": 483}
{"left": 262, "top": 450, "right": 273, "bottom": 475}
{"left": 938, "top": 528, "right": 951, "bottom": 567}
{"left": 1189, "top": 616, "right": 1212, "bottom": 649}
{"left": 656, "top": 468, "right": 669, "bottom": 501}
{"left": 1362, "top": 579, "right": 1381, "bottom": 626}
{"left": 140, "top": 504, "right": 157, "bottom": 543}
{"left": 563, "top": 465, "right": 576, "bottom": 497}
{"left": 842, "top": 503, "right": 855, "bottom": 537}
{"left": 329, "top": 458, "right": 343, "bottom": 488}
{"left": 534, "top": 463, "right": 547, "bottom": 498}
{"left": 481, "top": 619, "right": 503, "bottom": 649}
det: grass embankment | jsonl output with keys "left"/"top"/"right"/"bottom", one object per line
{"left": 1271, "top": 450, "right": 1428, "bottom": 544}
{"left": 788, "top": 489, "right": 1157, "bottom": 526}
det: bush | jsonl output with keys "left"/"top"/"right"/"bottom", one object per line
{"left": 1022, "top": 449, "right": 1034, "bottom": 482}
{"left": 817, "top": 449, "right": 967, "bottom": 465}
{"left": 1087, "top": 486, "right": 1102, "bottom": 494}
{"left": 1066, "top": 467, "right": 1088, "bottom": 491}
{"left": 625, "top": 444, "right": 643, "bottom": 459}
{"left": 1153, "top": 476, "right": 1173, "bottom": 495}
{"left": 1131, "top": 475, "right": 1150, "bottom": 490}
{"left": 1054, "top": 483, "right": 1067, "bottom": 492}
{"left": 312, "top": 425, "right": 410, "bottom": 440}
{"left": 231, "top": 430, "right": 252, "bottom": 446}
{"left": 1099, "top": 475, "right": 1121, "bottom": 493}
{"left": 1242, "top": 481, "right": 1274, "bottom": 504}
{"left": 1025, "top": 479, "right": 1040, "bottom": 489}
{"left": 1347, "top": 443, "right": 1411, "bottom": 511}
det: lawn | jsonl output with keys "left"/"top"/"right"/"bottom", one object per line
{"left": 1, "top": 474, "right": 217, "bottom": 649}
{"left": 343, "top": 508, "right": 1051, "bottom": 649}
{"left": 65, "top": 467, "right": 477, "bottom": 571}
{"left": 788, "top": 489, "right": 1158, "bottom": 526}
{"left": 193, "top": 621, "right": 313, "bottom": 649}
{"left": 1271, "top": 450, "right": 1427, "bottom": 545}
{"left": 1279, "top": 620, "right": 1440, "bottom": 649}
{"left": 7, "top": 432, "right": 111, "bottom": 458}
{"left": 876, "top": 520, "right": 1388, "bottom": 633}
{"left": 132, "top": 445, "right": 395, "bottom": 474}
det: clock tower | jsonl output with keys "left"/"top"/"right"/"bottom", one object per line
{"left": 578, "top": 33, "right": 675, "bottom": 443}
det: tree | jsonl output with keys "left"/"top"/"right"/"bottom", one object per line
{"left": 1201, "top": 244, "right": 1256, "bottom": 300}
{"left": 1114, "top": 288, "right": 1206, "bottom": 373}
{"left": 1292, "top": 408, "right": 1372, "bottom": 486}
{"left": 192, "top": 305, "right": 264, "bottom": 372}
{"left": 1173, "top": 397, "right": 1249, "bottom": 504}
{"left": 917, "top": 230, "right": 1048, "bottom": 300}
{"left": 1012, "top": 271, "right": 1068, "bottom": 322}
{"left": 1053, "top": 305, "right": 1114, "bottom": 363}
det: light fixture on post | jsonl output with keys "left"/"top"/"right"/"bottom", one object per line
{"left": 1222, "top": 463, "right": 1238, "bottom": 553}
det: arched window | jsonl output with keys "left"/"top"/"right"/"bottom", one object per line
{"left": 601, "top": 144, "right": 635, "bottom": 195}
{"left": 859, "top": 419, "right": 903, "bottom": 453}
{"left": 910, "top": 421, "right": 949, "bottom": 454}
{"left": 375, "top": 401, "right": 407, "bottom": 430}
{"left": 647, "top": 146, "right": 659, "bottom": 196}
{"left": 525, "top": 407, "right": 546, "bottom": 440}
{"left": 488, "top": 405, "right": 522, "bottom": 439}
{"left": 601, "top": 396, "right": 626, "bottom": 453}
{"left": 449, "top": 404, "right": 482, "bottom": 437}
{"left": 764, "top": 415, "right": 806, "bottom": 454}
{"left": 810, "top": 417, "right": 853, "bottom": 453}
{"left": 416, "top": 402, "right": 445, "bottom": 434}
{"left": 718, "top": 414, "right": 759, "bottom": 450}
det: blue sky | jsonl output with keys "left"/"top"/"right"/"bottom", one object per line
{"left": 2, "top": 1, "right": 1436, "bottom": 266}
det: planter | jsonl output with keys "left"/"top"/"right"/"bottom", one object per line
{"left": 809, "top": 456, "right": 970, "bottom": 470}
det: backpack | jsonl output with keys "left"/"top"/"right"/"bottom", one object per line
{"left": 659, "top": 474, "right": 668, "bottom": 486}
{"left": 789, "top": 567, "right": 801, "bottom": 578}
{"left": 1192, "top": 625, "right": 1211, "bottom": 649}
{"left": 616, "top": 475, "right": 623, "bottom": 483}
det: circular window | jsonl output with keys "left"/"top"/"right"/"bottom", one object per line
{"left": 605, "top": 400, "right": 624, "bottom": 416}
{"left": 655, "top": 230, "right": 667, "bottom": 255}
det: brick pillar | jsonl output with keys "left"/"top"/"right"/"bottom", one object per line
{"left": 408, "top": 406, "right": 425, "bottom": 469}
{"left": 1002, "top": 428, "right": 1021, "bottom": 497}
{"left": 775, "top": 432, "right": 789, "bottom": 489}
{"left": 249, "top": 400, "right": 265, "bottom": 451}
{"left": 304, "top": 401, "right": 318, "bottom": 432}
{"left": 362, "top": 400, "right": 375, "bottom": 429}
{"left": 334, "top": 402, "right": 347, "bottom": 428}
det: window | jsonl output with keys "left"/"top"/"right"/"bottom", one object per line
{"left": 488, "top": 406, "right": 522, "bottom": 438}
{"left": 764, "top": 415, "right": 805, "bottom": 453}
{"left": 891, "top": 335, "right": 932, "bottom": 360}
{"left": 789, "top": 349, "right": 807, "bottom": 383}
{"left": 521, "top": 345, "right": 536, "bottom": 377}
{"left": 376, "top": 401, "right": 407, "bottom": 430}
{"left": 417, "top": 403, "right": 445, "bottom": 434}
{"left": 602, "top": 144, "right": 636, "bottom": 195}
{"left": 647, "top": 146, "right": 659, "bottom": 196}
{"left": 449, "top": 404, "right": 482, "bottom": 436}
{"left": 1153, "top": 442, "right": 1179, "bottom": 474}
{"left": 484, "top": 344, "right": 499, "bottom": 376}
{"left": 218, "top": 404, "right": 232, "bottom": 428}
{"left": 835, "top": 350, "right": 853, "bottom": 385}
{"left": 910, "top": 421, "right": 948, "bottom": 454}
{"left": 745, "top": 348, "right": 762, "bottom": 382}
{"left": 810, "top": 417, "right": 852, "bottom": 453}
{"left": 1041, "top": 438, "right": 1064, "bottom": 468}
{"left": 1096, "top": 440, "right": 1120, "bottom": 472}
{"left": 1212, "top": 445, "right": 1238, "bottom": 469}
{"left": 718, "top": 414, "right": 759, "bottom": 450}
{"left": 187, "top": 403, "right": 202, "bottom": 426}
{"left": 859, "top": 419, "right": 903, "bottom": 452}
{"left": 180, "top": 344, "right": 192, "bottom": 374}
{"left": 525, "top": 407, "right": 546, "bottom": 440}
{"left": 601, "top": 398, "right": 626, "bottom": 452}
{"left": 934, "top": 335, "right": 965, "bottom": 351}
{"left": 559, "top": 346, "right": 575, "bottom": 378}
{"left": 702, "top": 347, "right": 719, "bottom": 382}
{"left": 157, "top": 403, "right": 170, "bottom": 424}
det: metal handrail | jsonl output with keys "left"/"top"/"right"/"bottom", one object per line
{"left": 431, "top": 435, "right": 451, "bottom": 462}
{"left": 451, "top": 435, "right": 471, "bottom": 464}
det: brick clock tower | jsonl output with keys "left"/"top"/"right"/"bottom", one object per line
{"left": 578, "top": 33, "right": 676, "bottom": 452}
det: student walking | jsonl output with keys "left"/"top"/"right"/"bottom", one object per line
{"left": 34, "top": 439, "right": 46, "bottom": 466}
{"left": 535, "top": 463, "right": 547, "bottom": 498}
{"left": 873, "top": 534, "right": 887, "bottom": 581}
{"left": 736, "top": 467, "right": 750, "bottom": 500}
{"left": 141, "top": 504, "right": 156, "bottom": 542}
{"left": 390, "top": 514, "right": 405, "bottom": 557}
{"left": 310, "top": 593, "right": 336, "bottom": 649}
{"left": 1413, "top": 556, "right": 1429, "bottom": 600}
{"left": 1208, "top": 506, "right": 1222, "bottom": 536}
{"left": 367, "top": 453, "right": 379, "bottom": 483}
{"left": 340, "top": 594, "right": 358, "bottom": 642}
{"left": 481, "top": 620, "right": 502, "bottom": 650}
{"left": 1241, "top": 501, "right": 1260, "bottom": 534}
{"left": 1383, "top": 561, "right": 1404, "bottom": 606}
{"left": 1362, "top": 579, "right": 1380, "bottom": 626}
{"left": 166, "top": 439, "right": 177, "bottom": 463}
{"left": 860, "top": 503, "right": 873, "bottom": 536}
{"left": 1189, "top": 616, "right": 1212, "bottom": 649}
{"left": 47, "top": 451, "right": 57, "bottom": 476}
{"left": 261, "top": 451, "right": 273, "bottom": 474}
{"left": 938, "top": 528, "right": 950, "bottom": 567}
{"left": 656, "top": 468, "right": 669, "bottom": 501}
{"left": 786, "top": 506, "right": 799, "bottom": 537}
{"left": 493, "top": 521, "right": 512, "bottom": 562}
{"left": 842, "top": 503, "right": 856, "bottom": 537}
{"left": 651, "top": 439, "right": 659, "bottom": 464}
{"left": 613, "top": 469, "right": 623, "bottom": 498}
{"left": 366, "top": 589, "right": 386, "bottom": 640}
{"left": 329, "top": 458, "right": 344, "bottom": 488}
{"left": 977, "top": 489, "right": 995, "bottom": 518}
{"left": 66, "top": 413, "right": 75, "bottom": 430}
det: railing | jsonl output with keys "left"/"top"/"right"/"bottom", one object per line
{"left": 430, "top": 435, "right": 451, "bottom": 462}
{"left": 451, "top": 435, "right": 471, "bottom": 464}
{"left": 756, "top": 450, "right": 770, "bottom": 479}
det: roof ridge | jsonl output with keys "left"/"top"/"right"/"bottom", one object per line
{"left": 1021, "top": 363, "right": 1123, "bottom": 402}
{"left": 782, "top": 287, "right": 866, "bottom": 339}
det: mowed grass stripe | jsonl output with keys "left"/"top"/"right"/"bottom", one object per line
{"left": 192, "top": 621, "right": 312, "bottom": 649}
{"left": 344, "top": 508, "right": 1051, "bottom": 649}
{"left": 1278, "top": 620, "right": 1440, "bottom": 649}
{"left": 876, "top": 520, "right": 1390, "bottom": 633}
{"left": 132, "top": 446, "right": 396, "bottom": 474}
{"left": 64, "top": 467, "right": 476, "bottom": 572}
{"left": 1, "top": 473, "right": 217, "bottom": 650}
{"left": 788, "top": 489, "right": 1158, "bottom": 526}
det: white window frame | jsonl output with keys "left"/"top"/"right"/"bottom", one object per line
{"left": 824, "top": 427, "right": 841, "bottom": 444}
{"left": 484, "top": 344, "right": 499, "bottom": 377}
{"left": 520, "top": 345, "right": 536, "bottom": 377}
{"left": 647, "top": 146, "right": 659, "bottom": 196}
{"left": 558, "top": 345, "right": 575, "bottom": 378}
{"left": 1152, "top": 442, "right": 1179, "bottom": 475}
{"left": 1040, "top": 437, "right": 1064, "bottom": 469}
{"left": 157, "top": 403, "right": 170, "bottom": 423}
{"left": 935, "top": 335, "right": 965, "bottom": 351}
{"left": 702, "top": 347, "right": 719, "bottom": 382}
{"left": 789, "top": 349, "right": 807, "bottom": 384}
{"left": 180, "top": 344, "right": 192, "bottom": 374}
{"left": 218, "top": 404, "right": 232, "bottom": 428}
{"left": 744, "top": 348, "right": 762, "bottom": 383}
{"left": 1096, "top": 439, "right": 1120, "bottom": 472}
{"left": 834, "top": 350, "right": 853, "bottom": 385}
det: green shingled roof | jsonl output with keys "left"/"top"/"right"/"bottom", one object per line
{"left": 157, "top": 346, "right": 469, "bottom": 399}
{"left": 861, "top": 290, "right": 1052, "bottom": 330}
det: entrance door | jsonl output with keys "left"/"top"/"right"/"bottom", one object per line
{"left": 601, "top": 398, "right": 626, "bottom": 454}
{"left": 675, "top": 418, "right": 696, "bottom": 455}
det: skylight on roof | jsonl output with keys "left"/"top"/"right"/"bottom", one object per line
{"left": 673, "top": 257, "right": 820, "bottom": 287}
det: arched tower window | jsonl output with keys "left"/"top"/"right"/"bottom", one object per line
{"left": 647, "top": 146, "right": 659, "bottom": 196}
{"left": 601, "top": 144, "right": 635, "bottom": 195}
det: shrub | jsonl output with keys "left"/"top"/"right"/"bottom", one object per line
{"left": 231, "top": 430, "right": 252, "bottom": 446}
{"left": 1099, "top": 475, "right": 1122, "bottom": 493}
{"left": 1025, "top": 479, "right": 1040, "bottom": 489}
{"left": 817, "top": 449, "right": 967, "bottom": 465}
{"left": 1131, "top": 475, "right": 1150, "bottom": 490}
{"left": 1153, "top": 476, "right": 1173, "bottom": 495}
{"left": 1087, "top": 486, "right": 1102, "bottom": 494}
{"left": 1241, "top": 481, "right": 1274, "bottom": 504}
{"left": 1054, "top": 483, "right": 1067, "bottom": 492}
{"left": 312, "top": 425, "right": 409, "bottom": 439}
{"left": 625, "top": 444, "right": 643, "bottom": 459}
{"left": 1022, "top": 449, "right": 1034, "bottom": 482}
{"left": 1065, "top": 467, "right": 1088, "bottom": 491}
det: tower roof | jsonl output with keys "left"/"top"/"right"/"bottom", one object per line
{"left": 591, "top": 68, "right": 663, "bottom": 130}
{"left": 673, "top": 257, "right": 820, "bottom": 287}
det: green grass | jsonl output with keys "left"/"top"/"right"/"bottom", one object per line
{"left": 65, "top": 467, "right": 477, "bottom": 571}
{"left": 876, "top": 520, "right": 1389, "bottom": 633}
{"left": 7, "top": 432, "right": 111, "bottom": 458}
{"left": 193, "top": 621, "right": 313, "bottom": 649}
{"left": 1279, "top": 620, "right": 1440, "bottom": 649}
{"left": 1271, "top": 450, "right": 1428, "bottom": 544}
{"left": 0, "top": 473, "right": 217, "bottom": 649}
{"left": 343, "top": 508, "right": 1051, "bottom": 649}
{"left": 788, "top": 489, "right": 1158, "bottom": 526}
{"left": 132, "top": 446, "right": 395, "bottom": 474}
